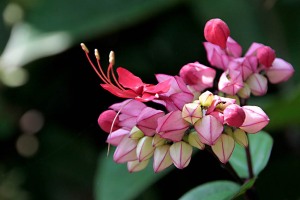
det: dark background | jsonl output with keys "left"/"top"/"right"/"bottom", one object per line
{"left": 0, "top": 0, "right": 299, "bottom": 199}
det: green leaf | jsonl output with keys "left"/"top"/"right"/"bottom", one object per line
{"left": 179, "top": 180, "right": 240, "bottom": 200}
{"left": 229, "top": 131, "right": 273, "bottom": 178}
{"left": 233, "top": 178, "right": 256, "bottom": 198}
{"left": 94, "top": 147, "right": 173, "bottom": 200}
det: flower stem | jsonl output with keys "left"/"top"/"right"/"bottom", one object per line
{"left": 245, "top": 135, "right": 254, "bottom": 179}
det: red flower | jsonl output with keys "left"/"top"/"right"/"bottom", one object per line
{"left": 81, "top": 43, "right": 170, "bottom": 102}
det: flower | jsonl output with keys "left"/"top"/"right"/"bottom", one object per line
{"left": 81, "top": 43, "right": 170, "bottom": 102}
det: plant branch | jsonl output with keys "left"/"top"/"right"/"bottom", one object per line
{"left": 245, "top": 135, "right": 254, "bottom": 179}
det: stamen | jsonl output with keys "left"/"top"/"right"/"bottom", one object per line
{"left": 80, "top": 43, "right": 89, "bottom": 53}
{"left": 107, "top": 99, "right": 134, "bottom": 156}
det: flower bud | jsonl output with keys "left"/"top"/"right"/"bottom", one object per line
{"left": 199, "top": 91, "right": 214, "bottom": 107}
{"left": 98, "top": 110, "right": 120, "bottom": 133}
{"left": 203, "top": 42, "right": 230, "bottom": 70}
{"left": 136, "top": 136, "right": 155, "bottom": 161}
{"left": 266, "top": 58, "right": 294, "bottom": 84}
{"left": 179, "top": 62, "right": 216, "bottom": 91}
{"left": 188, "top": 131, "right": 205, "bottom": 150}
{"left": 129, "top": 126, "right": 144, "bottom": 139}
{"left": 182, "top": 102, "right": 202, "bottom": 124}
{"left": 240, "top": 106, "right": 270, "bottom": 133}
{"left": 237, "top": 82, "right": 251, "bottom": 99}
{"left": 153, "top": 144, "right": 173, "bottom": 173}
{"left": 233, "top": 129, "right": 248, "bottom": 147}
{"left": 246, "top": 73, "right": 268, "bottom": 96}
{"left": 170, "top": 141, "right": 193, "bottom": 169}
{"left": 194, "top": 115, "right": 223, "bottom": 145}
{"left": 257, "top": 46, "right": 276, "bottom": 68}
{"left": 113, "top": 137, "right": 138, "bottom": 163}
{"left": 204, "top": 18, "right": 230, "bottom": 49}
{"left": 152, "top": 134, "right": 167, "bottom": 147}
{"left": 212, "top": 134, "right": 235, "bottom": 163}
{"left": 223, "top": 104, "right": 246, "bottom": 127}
{"left": 127, "top": 159, "right": 149, "bottom": 173}
{"left": 156, "top": 111, "right": 189, "bottom": 142}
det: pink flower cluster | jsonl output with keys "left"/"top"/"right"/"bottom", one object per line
{"left": 203, "top": 18, "right": 294, "bottom": 97}
{"left": 81, "top": 18, "right": 294, "bottom": 173}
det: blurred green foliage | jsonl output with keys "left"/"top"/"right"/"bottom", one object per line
{"left": 0, "top": 0, "right": 299, "bottom": 200}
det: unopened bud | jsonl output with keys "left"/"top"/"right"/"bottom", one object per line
{"left": 233, "top": 129, "right": 248, "bottom": 147}
{"left": 188, "top": 131, "right": 205, "bottom": 150}
{"left": 212, "top": 134, "right": 235, "bottom": 163}
{"left": 199, "top": 91, "right": 214, "bottom": 107}
{"left": 129, "top": 126, "right": 144, "bottom": 139}
{"left": 152, "top": 134, "right": 167, "bottom": 147}
{"left": 246, "top": 73, "right": 268, "bottom": 96}
{"left": 204, "top": 18, "right": 230, "bottom": 49}
{"left": 257, "top": 46, "right": 276, "bottom": 68}
{"left": 127, "top": 159, "right": 149, "bottom": 173}
{"left": 237, "top": 83, "right": 251, "bottom": 99}
{"left": 136, "top": 136, "right": 155, "bottom": 161}
{"left": 170, "top": 141, "right": 193, "bottom": 169}
{"left": 182, "top": 102, "right": 202, "bottom": 124}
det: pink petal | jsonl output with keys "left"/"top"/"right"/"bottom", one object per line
{"left": 113, "top": 137, "right": 138, "bottom": 163}
{"left": 136, "top": 107, "right": 165, "bottom": 136}
{"left": 266, "top": 58, "right": 294, "bottom": 84}
{"left": 156, "top": 111, "right": 189, "bottom": 142}
{"left": 100, "top": 84, "right": 137, "bottom": 98}
{"left": 117, "top": 67, "right": 144, "bottom": 89}
{"left": 106, "top": 128, "right": 129, "bottom": 146}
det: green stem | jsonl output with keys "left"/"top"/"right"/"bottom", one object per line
{"left": 245, "top": 135, "right": 254, "bottom": 179}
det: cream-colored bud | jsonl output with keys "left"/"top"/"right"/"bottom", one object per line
{"left": 152, "top": 134, "right": 167, "bottom": 147}
{"left": 129, "top": 126, "right": 144, "bottom": 139}
{"left": 127, "top": 159, "right": 149, "bottom": 173}
{"left": 182, "top": 102, "right": 202, "bottom": 124}
{"left": 136, "top": 136, "right": 155, "bottom": 161}
{"left": 212, "top": 134, "right": 235, "bottom": 164}
{"left": 188, "top": 131, "right": 205, "bottom": 150}
{"left": 233, "top": 128, "right": 248, "bottom": 147}
{"left": 237, "top": 83, "right": 251, "bottom": 99}
{"left": 199, "top": 91, "right": 214, "bottom": 107}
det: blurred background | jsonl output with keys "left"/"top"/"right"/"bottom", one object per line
{"left": 0, "top": 0, "right": 299, "bottom": 199}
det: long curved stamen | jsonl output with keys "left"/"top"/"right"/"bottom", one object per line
{"left": 81, "top": 43, "right": 125, "bottom": 90}
{"left": 107, "top": 99, "right": 134, "bottom": 156}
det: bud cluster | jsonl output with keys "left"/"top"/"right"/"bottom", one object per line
{"left": 82, "top": 18, "right": 294, "bottom": 173}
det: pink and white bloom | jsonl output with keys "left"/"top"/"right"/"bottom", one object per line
{"left": 156, "top": 110, "right": 190, "bottom": 142}
{"left": 204, "top": 18, "right": 230, "bottom": 49}
{"left": 246, "top": 73, "right": 268, "bottom": 96}
{"left": 266, "top": 58, "right": 294, "bottom": 84}
{"left": 179, "top": 62, "right": 216, "bottom": 91}
{"left": 170, "top": 141, "right": 193, "bottom": 169}
{"left": 218, "top": 68, "right": 244, "bottom": 95}
{"left": 240, "top": 106, "right": 270, "bottom": 133}
{"left": 182, "top": 102, "right": 202, "bottom": 124}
